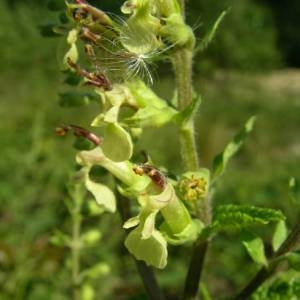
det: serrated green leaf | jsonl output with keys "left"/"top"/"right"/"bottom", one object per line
{"left": 85, "top": 177, "right": 116, "bottom": 213}
{"left": 203, "top": 205, "right": 285, "bottom": 237}
{"left": 241, "top": 230, "right": 267, "bottom": 266}
{"left": 272, "top": 220, "right": 287, "bottom": 252}
{"left": 253, "top": 275, "right": 300, "bottom": 299}
{"left": 197, "top": 10, "right": 228, "bottom": 52}
{"left": 212, "top": 116, "right": 256, "bottom": 181}
{"left": 102, "top": 123, "right": 133, "bottom": 162}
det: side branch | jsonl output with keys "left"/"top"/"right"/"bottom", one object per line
{"left": 234, "top": 218, "right": 300, "bottom": 299}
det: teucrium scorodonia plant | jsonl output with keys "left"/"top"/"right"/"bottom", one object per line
{"left": 49, "top": 0, "right": 300, "bottom": 298}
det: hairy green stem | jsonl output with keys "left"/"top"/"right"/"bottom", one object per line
{"left": 173, "top": 49, "right": 199, "bottom": 171}
{"left": 172, "top": 7, "right": 212, "bottom": 300}
{"left": 234, "top": 217, "right": 300, "bottom": 299}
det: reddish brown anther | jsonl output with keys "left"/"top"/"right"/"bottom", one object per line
{"left": 133, "top": 164, "right": 167, "bottom": 189}
{"left": 67, "top": 57, "right": 111, "bottom": 90}
{"left": 80, "top": 27, "right": 101, "bottom": 44}
{"left": 56, "top": 124, "right": 102, "bottom": 146}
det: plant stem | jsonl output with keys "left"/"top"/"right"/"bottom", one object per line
{"left": 136, "top": 261, "right": 166, "bottom": 300}
{"left": 234, "top": 218, "right": 300, "bottom": 299}
{"left": 182, "top": 195, "right": 212, "bottom": 300}
{"left": 117, "top": 192, "right": 165, "bottom": 300}
{"left": 173, "top": 49, "right": 199, "bottom": 171}
{"left": 179, "top": 0, "right": 185, "bottom": 18}
{"left": 182, "top": 240, "right": 209, "bottom": 300}
{"left": 172, "top": 7, "right": 212, "bottom": 300}
{"left": 71, "top": 186, "right": 83, "bottom": 300}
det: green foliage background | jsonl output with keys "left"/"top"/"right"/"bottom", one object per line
{"left": 1, "top": 0, "right": 300, "bottom": 299}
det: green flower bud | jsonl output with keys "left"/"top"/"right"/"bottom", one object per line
{"left": 63, "top": 29, "right": 79, "bottom": 67}
{"left": 160, "top": 14, "right": 195, "bottom": 48}
{"left": 177, "top": 169, "right": 210, "bottom": 202}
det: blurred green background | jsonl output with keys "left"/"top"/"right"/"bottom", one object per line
{"left": 1, "top": 0, "right": 300, "bottom": 299}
